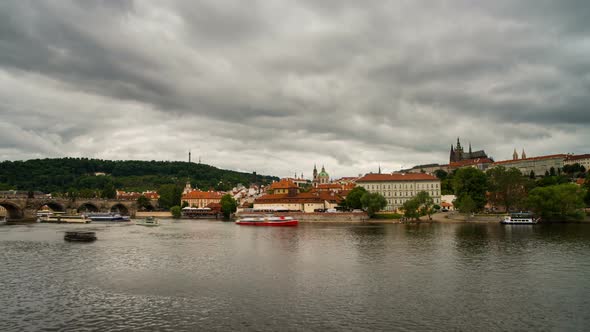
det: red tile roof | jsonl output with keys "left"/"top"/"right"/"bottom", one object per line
{"left": 493, "top": 154, "right": 567, "bottom": 165}
{"left": 356, "top": 173, "right": 439, "bottom": 182}
{"left": 182, "top": 190, "right": 223, "bottom": 200}
{"left": 255, "top": 191, "right": 343, "bottom": 204}
{"left": 269, "top": 179, "right": 299, "bottom": 190}
{"left": 565, "top": 154, "right": 590, "bottom": 161}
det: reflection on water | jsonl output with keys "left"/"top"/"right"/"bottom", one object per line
{"left": 1, "top": 220, "right": 589, "bottom": 331}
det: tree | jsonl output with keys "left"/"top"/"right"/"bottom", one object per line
{"left": 342, "top": 186, "right": 368, "bottom": 210}
{"left": 402, "top": 191, "right": 435, "bottom": 221}
{"left": 434, "top": 169, "right": 448, "bottom": 180}
{"left": 220, "top": 194, "right": 238, "bottom": 219}
{"left": 402, "top": 198, "right": 421, "bottom": 220}
{"left": 137, "top": 195, "right": 151, "bottom": 210}
{"left": 457, "top": 195, "right": 476, "bottom": 215}
{"left": 158, "top": 184, "right": 182, "bottom": 210}
{"left": 453, "top": 167, "right": 488, "bottom": 212}
{"left": 181, "top": 200, "right": 189, "bottom": 208}
{"left": 527, "top": 184, "right": 585, "bottom": 221}
{"left": 487, "top": 166, "right": 529, "bottom": 212}
{"left": 101, "top": 183, "right": 116, "bottom": 199}
{"left": 170, "top": 206, "right": 182, "bottom": 219}
{"left": 529, "top": 170, "right": 535, "bottom": 179}
{"left": 549, "top": 167, "right": 556, "bottom": 176}
{"left": 360, "top": 192, "right": 387, "bottom": 217}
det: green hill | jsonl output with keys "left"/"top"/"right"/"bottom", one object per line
{"left": 0, "top": 158, "right": 278, "bottom": 195}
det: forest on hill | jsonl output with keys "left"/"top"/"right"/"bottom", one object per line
{"left": 0, "top": 158, "right": 278, "bottom": 195}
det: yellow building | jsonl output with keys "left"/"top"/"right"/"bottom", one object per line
{"left": 355, "top": 173, "right": 441, "bottom": 212}
{"left": 181, "top": 190, "right": 223, "bottom": 208}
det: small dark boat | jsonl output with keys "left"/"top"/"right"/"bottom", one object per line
{"left": 64, "top": 231, "right": 97, "bottom": 242}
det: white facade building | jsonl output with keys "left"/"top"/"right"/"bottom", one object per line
{"left": 356, "top": 173, "right": 441, "bottom": 212}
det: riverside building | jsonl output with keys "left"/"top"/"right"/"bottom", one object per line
{"left": 491, "top": 152, "right": 567, "bottom": 177}
{"left": 355, "top": 173, "right": 441, "bottom": 212}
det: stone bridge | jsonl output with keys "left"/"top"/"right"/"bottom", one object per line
{"left": 0, "top": 196, "right": 159, "bottom": 222}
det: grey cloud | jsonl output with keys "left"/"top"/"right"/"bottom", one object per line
{"left": 0, "top": 0, "right": 589, "bottom": 178}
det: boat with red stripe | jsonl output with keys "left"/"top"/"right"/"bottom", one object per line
{"left": 235, "top": 214, "right": 298, "bottom": 226}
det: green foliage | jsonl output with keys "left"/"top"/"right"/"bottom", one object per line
{"left": 181, "top": 200, "right": 189, "bottom": 208}
{"left": 101, "top": 183, "right": 116, "bottom": 199}
{"left": 360, "top": 192, "right": 387, "bottom": 217}
{"left": 453, "top": 168, "right": 488, "bottom": 211}
{"left": 0, "top": 158, "right": 278, "bottom": 193}
{"left": 583, "top": 177, "right": 590, "bottom": 207}
{"left": 137, "top": 195, "right": 151, "bottom": 210}
{"left": 535, "top": 175, "right": 570, "bottom": 187}
{"left": 170, "top": 206, "right": 182, "bottom": 219}
{"left": 487, "top": 166, "right": 530, "bottom": 212}
{"left": 440, "top": 170, "right": 456, "bottom": 195}
{"left": 434, "top": 169, "right": 448, "bottom": 180}
{"left": 456, "top": 195, "right": 476, "bottom": 214}
{"left": 527, "top": 184, "right": 586, "bottom": 221}
{"left": 402, "top": 191, "right": 435, "bottom": 221}
{"left": 220, "top": 194, "right": 238, "bottom": 219}
{"left": 158, "top": 184, "right": 182, "bottom": 210}
{"left": 402, "top": 198, "right": 421, "bottom": 220}
{"left": 342, "top": 186, "right": 368, "bottom": 210}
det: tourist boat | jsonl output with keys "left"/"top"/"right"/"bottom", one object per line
{"left": 38, "top": 214, "right": 90, "bottom": 223}
{"left": 136, "top": 216, "right": 160, "bottom": 226}
{"left": 86, "top": 212, "right": 130, "bottom": 222}
{"left": 500, "top": 212, "right": 541, "bottom": 225}
{"left": 64, "top": 231, "right": 97, "bottom": 242}
{"left": 235, "top": 215, "right": 298, "bottom": 226}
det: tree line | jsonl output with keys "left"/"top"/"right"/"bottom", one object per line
{"left": 0, "top": 158, "right": 278, "bottom": 197}
{"left": 434, "top": 165, "right": 590, "bottom": 221}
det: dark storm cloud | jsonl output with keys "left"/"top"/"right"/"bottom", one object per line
{"left": 0, "top": 0, "right": 589, "bottom": 177}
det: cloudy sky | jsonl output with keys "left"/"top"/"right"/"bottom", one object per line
{"left": 1, "top": 1, "right": 589, "bottom": 178}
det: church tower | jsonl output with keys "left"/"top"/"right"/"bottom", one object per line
{"left": 450, "top": 145, "right": 456, "bottom": 163}
{"left": 513, "top": 149, "right": 519, "bottom": 160}
{"left": 313, "top": 164, "right": 318, "bottom": 182}
{"left": 521, "top": 149, "right": 527, "bottom": 159}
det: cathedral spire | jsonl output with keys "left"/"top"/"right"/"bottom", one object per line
{"left": 513, "top": 149, "right": 519, "bottom": 160}
{"left": 521, "top": 149, "right": 527, "bottom": 159}
{"left": 378, "top": 164, "right": 381, "bottom": 174}
{"left": 469, "top": 142, "right": 472, "bottom": 155}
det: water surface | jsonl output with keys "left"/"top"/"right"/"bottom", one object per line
{"left": 1, "top": 220, "right": 589, "bottom": 331}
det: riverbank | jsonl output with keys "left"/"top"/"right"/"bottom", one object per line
{"left": 236, "top": 211, "right": 369, "bottom": 222}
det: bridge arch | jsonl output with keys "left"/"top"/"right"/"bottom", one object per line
{"left": 37, "top": 201, "right": 66, "bottom": 213}
{"left": 0, "top": 202, "right": 24, "bottom": 220}
{"left": 110, "top": 203, "right": 129, "bottom": 216}
{"left": 77, "top": 202, "right": 100, "bottom": 213}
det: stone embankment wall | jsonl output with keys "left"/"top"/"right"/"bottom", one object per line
{"left": 236, "top": 211, "right": 369, "bottom": 222}
{"left": 135, "top": 211, "right": 172, "bottom": 218}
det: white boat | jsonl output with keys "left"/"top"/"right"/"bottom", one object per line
{"left": 501, "top": 212, "right": 541, "bottom": 225}
{"left": 87, "top": 212, "right": 130, "bottom": 222}
{"left": 38, "top": 215, "right": 91, "bottom": 224}
{"left": 136, "top": 216, "right": 160, "bottom": 226}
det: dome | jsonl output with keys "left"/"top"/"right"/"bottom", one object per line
{"left": 318, "top": 170, "right": 329, "bottom": 177}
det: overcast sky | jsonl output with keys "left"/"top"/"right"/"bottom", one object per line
{"left": 1, "top": 1, "right": 589, "bottom": 179}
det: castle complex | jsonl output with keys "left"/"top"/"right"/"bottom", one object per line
{"left": 449, "top": 137, "right": 489, "bottom": 163}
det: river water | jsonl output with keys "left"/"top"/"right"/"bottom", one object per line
{"left": 1, "top": 220, "right": 589, "bottom": 331}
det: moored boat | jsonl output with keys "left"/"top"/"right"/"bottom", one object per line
{"left": 500, "top": 212, "right": 541, "bottom": 225}
{"left": 87, "top": 212, "right": 130, "bottom": 222}
{"left": 235, "top": 215, "right": 298, "bottom": 226}
{"left": 64, "top": 231, "right": 97, "bottom": 242}
{"left": 38, "top": 215, "right": 90, "bottom": 223}
{"left": 136, "top": 216, "right": 160, "bottom": 226}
